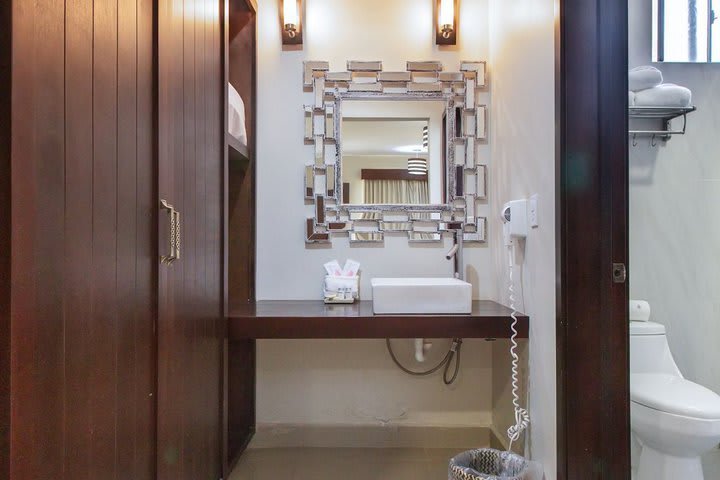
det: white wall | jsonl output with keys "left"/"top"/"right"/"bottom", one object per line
{"left": 257, "top": 0, "right": 492, "bottom": 301}
{"left": 488, "top": 0, "right": 557, "bottom": 477}
{"left": 255, "top": 0, "right": 497, "bottom": 429}
{"left": 629, "top": 1, "right": 720, "bottom": 476}
{"left": 257, "top": 339, "right": 494, "bottom": 427}
{"left": 255, "top": 4, "right": 558, "bottom": 475}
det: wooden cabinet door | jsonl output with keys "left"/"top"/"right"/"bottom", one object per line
{"left": 157, "top": 0, "right": 224, "bottom": 479}
{"left": 7, "top": 0, "right": 156, "bottom": 478}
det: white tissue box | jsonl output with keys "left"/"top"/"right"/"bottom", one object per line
{"left": 323, "top": 275, "right": 359, "bottom": 303}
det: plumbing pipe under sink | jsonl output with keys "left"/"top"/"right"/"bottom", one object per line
{"left": 414, "top": 338, "right": 432, "bottom": 362}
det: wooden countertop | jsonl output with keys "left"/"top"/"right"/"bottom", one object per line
{"left": 227, "top": 300, "right": 528, "bottom": 339}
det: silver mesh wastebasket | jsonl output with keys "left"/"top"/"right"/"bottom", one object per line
{"left": 448, "top": 448, "right": 539, "bottom": 480}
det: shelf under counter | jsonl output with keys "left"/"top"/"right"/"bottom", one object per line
{"left": 227, "top": 300, "right": 528, "bottom": 339}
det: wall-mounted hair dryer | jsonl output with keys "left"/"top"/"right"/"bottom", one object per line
{"left": 501, "top": 198, "right": 532, "bottom": 448}
{"left": 501, "top": 199, "right": 528, "bottom": 247}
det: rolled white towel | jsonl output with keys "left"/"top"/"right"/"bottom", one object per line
{"left": 634, "top": 83, "right": 692, "bottom": 108}
{"left": 629, "top": 66, "right": 663, "bottom": 92}
{"left": 228, "top": 83, "right": 247, "bottom": 145}
{"left": 629, "top": 91, "right": 635, "bottom": 106}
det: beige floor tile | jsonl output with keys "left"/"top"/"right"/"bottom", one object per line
{"left": 228, "top": 447, "right": 475, "bottom": 480}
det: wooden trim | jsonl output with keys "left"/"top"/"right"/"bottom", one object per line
{"left": 227, "top": 301, "right": 529, "bottom": 339}
{"left": 361, "top": 169, "right": 428, "bottom": 181}
{"left": 557, "top": 0, "right": 630, "bottom": 478}
{"left": 0, "top": 1, "right": 10, "bottom": 475}
{"left": 223, "top": 0, "right": 257, "bottom": 474}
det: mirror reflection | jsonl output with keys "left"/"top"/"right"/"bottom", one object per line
{"left": 654, "top": 0, "right": 720, "bottom": 62}
{"left": 340, "top": 100, "right": 447, "bottom": 206}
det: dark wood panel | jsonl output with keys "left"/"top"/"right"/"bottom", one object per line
{"left": 206, "top": 1, "right": 224, "bottom": 470}
{"left": 135, "top": 0, "right": 158, "bottom": 476}
{"left": 157, "top": 0, "right": 183, "bottom": 474}
{"left": 64, "top": 0, "right": 95, "bottom": 477}
{"left": 361, "top": 169, "right": 428, "bottom": 181}
{"left": 9, "top": 0, "right": 157, "bottom": 477}
{"left": 117, "top": 0, "right": 157, "bottom": 476}
{"left": 598, "top": 0, "right": 630, "bottom": 477}
{"left": 227, "top": 2, "right": 256, "bottom": 308}
{"left": 225, "top": 2, "right": 257, "bottom": 469}
{"left": 180, "top": 0, "right": 198, "bottom": 475}
{"left": 228, "top": 160, "right": 255, "bottom": 308}
{"left": 226, "top": 339, "right": 255, "bottom": 471}
{"left": 10, "top": 1, "right": 67, "bottom": 478}
{"left": 227, "top": 301, "right": 529, "bottom": 339}
{"left": 557, "top": 0, "right": 630, "bottom": 478}
{"left": 0, "top": 1, "right": 10, "bottom": 477}
{"left": 91, "top": 0, "right": 120, "bottom": 475}
{"left": 157, "top": 0, "right": 224, "bottom": 478}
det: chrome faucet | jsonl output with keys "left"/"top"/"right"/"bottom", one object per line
{"left": 445, "top": 228, "right": 464, "bottom": 281}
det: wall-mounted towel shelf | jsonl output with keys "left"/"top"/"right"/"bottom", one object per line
{"left": 629, "top": 106, "right": 696, "bottom": 145}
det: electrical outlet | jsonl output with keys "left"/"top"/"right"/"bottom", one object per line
{"left": 529, "top": 194, "right": 539, "bottom": 228}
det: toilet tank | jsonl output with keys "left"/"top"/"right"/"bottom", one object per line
{"left": 630, "top": 321, "right": 682, "bottom": 377}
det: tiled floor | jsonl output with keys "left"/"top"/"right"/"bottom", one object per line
{"left": 228, "top": 447, "right": 463, "bottom": 480}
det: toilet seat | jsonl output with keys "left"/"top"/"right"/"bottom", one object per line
{"left": 631, "top": 373, "right": 720, "bottom": 420}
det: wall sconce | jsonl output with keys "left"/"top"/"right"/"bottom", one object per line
{"left": 436, "top": 0, "right": 458, "bottom": 45}
{"left": 281, "top": 0, "right": 303, "bottom": 45}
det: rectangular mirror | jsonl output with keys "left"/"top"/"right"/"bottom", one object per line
{"left": 339, "top": 100, "right": 448, "bottom": 207}
{"left": 654, "top": 0, "right": 720, "bottom": 62}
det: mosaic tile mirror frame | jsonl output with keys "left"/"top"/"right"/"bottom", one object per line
{"left": 303, "top": 60, "right": 489, "bottom": 245}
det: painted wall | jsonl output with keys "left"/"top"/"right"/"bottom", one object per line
{"left": 257, "top": 339, "right": 494, "bottom": 427}
{"left": 487, "top": 0, "right": 557, "bottom": 477}
{"left": 257, "top": 0, "right": 492, "bottom": 301}
{"left": 255, "top": 0, "right": 496, "bottom": 429}
{"left": 255, "top": 3, "right": 557, "bottom": 475}
{"left": 629, "top": 0, "right": 720, "bottom": 476}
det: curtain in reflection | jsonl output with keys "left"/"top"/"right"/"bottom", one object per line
{"left": 363, "top": 179, "right": 429, "bottom": 204}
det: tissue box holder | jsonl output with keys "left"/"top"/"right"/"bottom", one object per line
{"left": 323, "top": 276, "right": 359, "bottom": 304}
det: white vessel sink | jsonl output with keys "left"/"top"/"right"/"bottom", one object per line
{"left": 371, "top": 277, "right": 472, "bottom": 314}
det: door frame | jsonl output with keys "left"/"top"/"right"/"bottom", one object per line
{"left": 0, "top": 1, "right": 10, "bottom": 478}
{"left": 556, "top": 0, "right": 630, "bottom": 478}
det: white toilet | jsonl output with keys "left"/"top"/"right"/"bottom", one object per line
{"left": 630, "top": 300, "right": 720, "bottom": 480}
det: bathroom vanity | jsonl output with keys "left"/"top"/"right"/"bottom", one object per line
{"left": 224, "top": 300, "right": 529, "bottom": 472}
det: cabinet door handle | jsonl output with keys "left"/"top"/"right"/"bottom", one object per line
{"left": 173, "top": 208, "right": 181, "bottom": 261}
{"left": 160, "top": 199, "right": 177, "bottom": 265}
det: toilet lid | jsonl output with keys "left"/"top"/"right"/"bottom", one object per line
{"left": 631, "top": 374, "right": 720, "bottom": 420}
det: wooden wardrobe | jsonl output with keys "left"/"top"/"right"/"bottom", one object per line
{"left": 0, "top": 0, "right": 231, "bottom": 478}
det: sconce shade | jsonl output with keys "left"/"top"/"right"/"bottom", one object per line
{"left": 436, "top": 0, "right": 458, "bottom": 45}
{"left": 281, "top": 0, "right": 303, "bottom": 45}
{"left": 408, "top": 157, "right": 428, "bottom": 175}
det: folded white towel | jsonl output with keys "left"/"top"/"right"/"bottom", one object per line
{"left": 634, "top": 83, "right": 692, "bottom": 108}
{"left": 629, "top": 91, "right": 635, "bottom": 106}
{"left": 629, "top": 66, "right": 663, "bottom": 92}
{"left": 228, "top": 83, "right": 247, "bottom": 145}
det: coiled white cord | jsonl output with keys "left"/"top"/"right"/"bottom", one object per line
{"left": 507, "top": 247, "right": 530, "bottom": 452}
